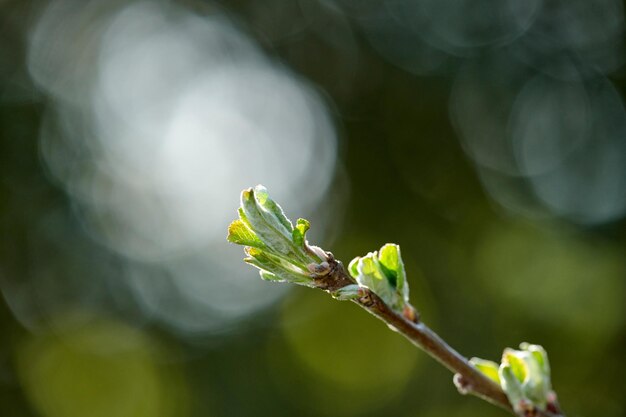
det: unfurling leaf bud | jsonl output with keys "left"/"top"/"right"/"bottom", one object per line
{"left": 498, "top": 343, "right": 553, "bottom": 413}
{"left": 470, "top": 344, "right": 554, "bottom": 413}
{"left": 227, "top": 185, "right": 325, "bottom": 286}
{"left": 348, "top": 244, "right": 411, "bottom": 314}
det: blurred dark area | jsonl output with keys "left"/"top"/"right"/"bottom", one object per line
{"left": 1, "top": 0, "right": 625, "bottom": 416}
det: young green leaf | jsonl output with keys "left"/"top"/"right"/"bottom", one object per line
{"left": 259, "top": 271, "right": 281, "bottom": 282}
{"left": 240, "top": 187, "right": 297, "bottom": 257}
{"left": 520, "top": 343, "right": 551, "bottom": 380}
{"left": 244, "top": 248, "right": 311, "bottom": 285}
{"left": 469, "top": 358, "right": 501, "bottom": 385}
{"left": 348, "top": 256, "right": 360, "bottom": 277}
{"left": 500, "top": 365, "right": 526, "bottom": 412}
{"left": 253, "top": 185, "right": 294, "bottom": 234}
{"left": 503, "top": 348, "right": 528, "bottom": 383}
{"left": 378, "top": 243, "right": 409, "bottom": 302}
{"left": 227, "top": 219, "right": 266, "bottom": 249}
{"left": 292, "top": 218, "right": 310, "bottom": 249}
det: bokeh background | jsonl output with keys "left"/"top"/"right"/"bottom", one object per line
{"left": 1, "top": 0, "right": 625, "bottom": 416}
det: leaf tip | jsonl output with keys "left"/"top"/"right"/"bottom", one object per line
{"left": 226, "top": 219, "right": 239, "bottom": 243}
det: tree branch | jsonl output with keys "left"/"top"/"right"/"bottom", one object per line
{"left": 314, "top": 254, "right": 564, "bottom": 417}
{"left": 228, "top": 185, "right": 565, "bottom": 417}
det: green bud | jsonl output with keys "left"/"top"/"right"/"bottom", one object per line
{"left": 498, "top": 343, "right": 553, "bottom": 412}
{"left": 331, "top": 284, "right": 363, "bottom": 300}
{"left": 228, "top": 185, "right": 325, "bottom": 287}
{"left": 348, "top": 244, "right": 410, "bottom": 314}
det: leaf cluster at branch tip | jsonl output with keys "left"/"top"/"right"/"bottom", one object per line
{"left": 227, "top": 185, "right": 326, "bottom": 286}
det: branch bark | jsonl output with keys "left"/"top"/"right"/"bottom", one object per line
{"left": 313, "top": 254, "right": 564, "bottom": 417}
